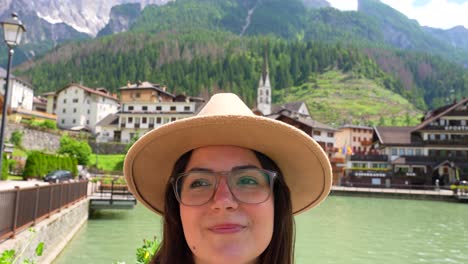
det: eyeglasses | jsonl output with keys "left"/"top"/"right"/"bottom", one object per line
{"left": 171, "top": 167, "right": 277, "bottom": 206}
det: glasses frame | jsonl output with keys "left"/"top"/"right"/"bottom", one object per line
{"left": 170, "top": 168, "right": 277, "bottom": 206}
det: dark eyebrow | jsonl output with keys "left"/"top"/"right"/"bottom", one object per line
{"left": 231, "top": 165, "right": 259, "bottom": 171}
{"left": 186, "top": 167, "right": 213, "bottom": 173}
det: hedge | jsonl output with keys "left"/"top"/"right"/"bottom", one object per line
{"left": 23, "top": 151, "right": 78, "bottom": 179}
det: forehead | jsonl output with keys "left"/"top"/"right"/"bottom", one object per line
{"left": 185, "top": 145, "right": 261, "bottom": 172}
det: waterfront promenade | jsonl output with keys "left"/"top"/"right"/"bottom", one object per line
{"left": 331, "top": 185, "right": 457, "bottom": 201}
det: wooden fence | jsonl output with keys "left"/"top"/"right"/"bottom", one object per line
{"left": 0, "top": 181, "right": 88, "bottom": 242}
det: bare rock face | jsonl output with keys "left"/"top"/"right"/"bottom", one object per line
{"left": 1, "top": 0, "right": 173, "bottom": 37}
{"left": 301, "top": 0, "right": 330, "bottom": 9}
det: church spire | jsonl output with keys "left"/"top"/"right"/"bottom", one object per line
{"left": 257, "top": 43, "right": 271, "bottom": 115}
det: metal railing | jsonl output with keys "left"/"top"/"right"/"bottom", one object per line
{"left": 0, "top": 181, "right": 88, "bottom": 242}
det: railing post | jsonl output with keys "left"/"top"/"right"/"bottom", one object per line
{"left": 111, "top": 180, "right": 114, "bottom": 205}
{"left": 11, "top": 186, "right": 20, "bottom": 238}
{"left": 59, "top": 183, "right": 63, "bottom": 211}
{"left": 48, "top": 185, "right": 53, "bottom": 218}
{"left": 33, "top": 184, "right": 40, "bottom": 225}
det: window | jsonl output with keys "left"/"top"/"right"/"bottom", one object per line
{"left": 184, "top": 106, "right": 190, "bottom": 111}
{"left": 170, "top": 106, "right": 176, "bottom": 111}
{"left": 73, "top": 108, "right": 77, "bottom": 113}
{"left": 399, "top": 148, "right": 405, "bottom": 155}
{"left": 171, "top": 117, "right": 177, "bottom": 122}
{"left": 72, "top": 119, "right": 76, "bottom": 124}
{"left": 156, "top": 117, "right": 161, "bottom": 124}
{"left": 62, "top": 108, "right": 66, "bottom": 113}
{"left": 156, "top": 106, "right": 162, "bottom": 111}
{"left": 327, "top": 132, "right": 334, "bottom": 137}
{"left": 128, "top": 117, "right": 133, "bottom": 123}
{"left": 75, "top": 89, "right": 78, "bottom": 94}
{"left": 86, "top": 120, "right": 89, "bottom": 125}
{"left": 415, "top": 149, "right": 422, "bottom": 156}
{"left": 73, "top": 98, "right": 79, "bottom": 103}
{"left": 128, "top": 106, "right": 134, "bottom": 111}
{"left": 142, "top": 106, "right": 148, "bottom": 111}
{"left": 87, "top": 109, "right": 90, "bottom": 114}
{"left": 353, "top": 136, "right": 356, "bottom": 142}
{"left": 63, "top": 99, "right": 67, "bottom": 103}
{"left": 142, "top": 117, "right": 147, "bottom": 124}
{"left": 61, "top": 119, "right": 65, "bottom": 124}
{"left": 313, "top": 131, "right": 321, "bottom": 136}
{"left": 326, "top": 143, "right": 333, "bottom": 148}
{"left": 407, "top": 149, "right": 414, "bottom": 156}
{"left": 391, "top": 148, "right": 398, "bottom": 155}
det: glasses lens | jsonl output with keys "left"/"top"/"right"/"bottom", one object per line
{"left": 175, "top": 168, "right": 274, "bottom": 206}
{"left": 177, "top": 172, "right": 216, "bottom": 206}
{"left": 229, "top": 168, "right": 272, "bottom": 204}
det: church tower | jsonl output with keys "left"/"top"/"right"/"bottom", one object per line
{"left": 257, "top": 47, "right": 271, "bottom": 115}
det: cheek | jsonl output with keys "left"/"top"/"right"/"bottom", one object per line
{"left": 180, "top": 205, "right": 202, "bottom": 250}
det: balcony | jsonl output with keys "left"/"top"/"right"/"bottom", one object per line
{"left": 402, "top": 155, "right": 468, "bottom": 163}
{"left": 424, "top": 140, "right": 468, "bottom": 146}
{"left": 350, "top": 154, "right": 388, "bottom": 162}
{"left": 348, "top": 170, "right": 391, "bottom": 178}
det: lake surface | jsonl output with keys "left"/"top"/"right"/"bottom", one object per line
{"left": 53, "top": 196, "right": 468, "bottom": 264}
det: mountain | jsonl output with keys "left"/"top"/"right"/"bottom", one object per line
{"left": 97, "top": 3, "right": 142, "bottom": 37}
{"left": 424, "top": 26, "right": 468, "bottom": 56}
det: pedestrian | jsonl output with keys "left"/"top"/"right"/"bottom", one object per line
{"left": 124, "top": 93, "right": 332, "bottom": 264}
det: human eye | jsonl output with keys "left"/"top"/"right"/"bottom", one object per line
{"left": 189, "top": 178, "right": 212, "bottom": 189}
{"left": 237, "top": 176, "right": 259, "bottom": 186}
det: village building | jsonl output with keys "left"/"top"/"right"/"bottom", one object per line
{"left": 335, "top": 125, "right": 374, "bottom": 157}
{"left": 53, "top": 83, "right": 119, "bottom": 133}
{"left": 344, "top": 98, "right": 468, "bottom": 187}
{"left": 0, "top": 67, "right": 34, "bottom": 111}
{"left": 96, "top": 81, "right": 204, "bottom": 143}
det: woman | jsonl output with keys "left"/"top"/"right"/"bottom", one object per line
{"left": 124, "top": 93, "right": 332, "bottom": 263}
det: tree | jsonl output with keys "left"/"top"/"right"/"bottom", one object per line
{"left": 58, "top": 135, "right": 92, "bottom": 165}
{"left": 10, "top": 130, "right": 23, "bottom": 149}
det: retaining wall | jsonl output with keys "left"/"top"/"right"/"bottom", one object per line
{"left": 0, "top": 199, "right": 89, "bottom": 263}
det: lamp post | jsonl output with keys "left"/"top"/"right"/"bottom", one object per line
{"left": 0, "top": 13, "right": 26, "bottom": 179}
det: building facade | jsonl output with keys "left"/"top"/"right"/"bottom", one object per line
{"left": 343, "top": 98, "right": 468, "bottom": 187}
{"left": 96, "top": 81, "right": 204, "bottom": 143}
{"left": 0, "top": 68, "right": 34, "bottom": 111}
{"left": 335, "top": 125, "right": 374, "bottom": 156}
{"left": 55, "top": 83, "right": 119, "bottom": 133}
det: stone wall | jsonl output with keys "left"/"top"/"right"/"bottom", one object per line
{"left": 0, "top": 199, "right": 89, "bottom": 263}
{"left": 5, "top": 123, "right": 61, "bottom": 152}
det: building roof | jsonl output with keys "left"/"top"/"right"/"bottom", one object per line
{"left": 56, "top": 83, "right": 119, "bottom": 102}
{"left": 273, "top": 112, "right": 336, "bottom": 131}
{"left": 374, "top": 126, "right": 415, "bottom": 145}
{"left": 96, "top": 113, "right": 119, "bottom": 127}
{"left": 12, "top": 108, "right": 56, "bottom": 120}
{"left": 413, "top": 97, "right": 468, "bottom": 131}
{"left": 339, "top": 124, "right": 373, "bottom": 130}
{"left": 33, "top": 96, "right": 47, "bottom": 105}
{"left": 120, "top": 81, "right": 174, "bottom": 98}
{"left": 271, "top": 101, "right": 305, "bottom": 115}
{"left": 0, "top": 67, "right": 34, "bottom": 89}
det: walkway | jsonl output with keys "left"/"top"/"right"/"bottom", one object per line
{"left": 0, "top": 180, "right": 49, "bottom": 191}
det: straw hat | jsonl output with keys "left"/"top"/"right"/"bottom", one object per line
{"left": 124, "top": 93, "right": 332, "bottom": 215}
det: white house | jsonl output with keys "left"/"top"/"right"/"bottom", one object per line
{"left": 96, "top": 81, "right": 205, "bottom": 143}
{"left": 55, "top": 83, "right": 119, "bottom": 133}
{"left": 0, "top": 67, "right": 34, "bottom": 111}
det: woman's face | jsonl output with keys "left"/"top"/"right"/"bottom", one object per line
{"left": 180, "top": 145, "right": 274, "bottom": 264}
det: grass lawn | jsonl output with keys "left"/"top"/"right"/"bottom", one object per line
{"left": 89, "top": 154, "right": 125, "bottom": 172}
{"left": 7, "top": 175, "right": 23, "bottom": 180}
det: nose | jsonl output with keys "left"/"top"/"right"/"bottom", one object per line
{"left": 210, "top": 177, "right": 238, "bottom": 211}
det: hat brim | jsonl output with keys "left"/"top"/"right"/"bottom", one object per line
{"left": 124, "top": 114, "right": 332, "bottom": 215}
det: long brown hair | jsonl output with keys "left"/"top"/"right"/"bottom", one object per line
{"left": 150, "top": 150, "right": 295, "bottom": 264}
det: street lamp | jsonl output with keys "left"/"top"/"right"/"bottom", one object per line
{"left": 0, "top": 13, "right": 26, "bottom": 178}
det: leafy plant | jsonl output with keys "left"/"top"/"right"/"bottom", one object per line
{"left": 0, "top": 228, "right": 44, "bottom": 264}
{"left": 136, "top": 237, "right": 160, "bottom": 264}
{"left": 58, "top": 134, "right": 92, "bottom": 165}
{"left": 10, "top": 131, "right": 23, "bottom": 149}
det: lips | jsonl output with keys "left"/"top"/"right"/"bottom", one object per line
{"left": 208, "top": 224, "right": 246, "bottom": 234}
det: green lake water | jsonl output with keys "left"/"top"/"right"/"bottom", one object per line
{"left": 53, "top": 196, "right": 468, "bottom": 264}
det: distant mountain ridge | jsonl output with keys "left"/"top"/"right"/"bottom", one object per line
{"left": 2, "top": 0, "right": 468, "bottom": 66}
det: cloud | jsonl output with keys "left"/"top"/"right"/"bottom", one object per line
{"left": 381, "top": 0, "right": 468, "bottom": 29}
{"left": 327, "top": 0, "right": 468, "bottom": 29}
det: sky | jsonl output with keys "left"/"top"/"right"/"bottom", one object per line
{"left": 326, "top": 0, "right": 468, "bottom": 29}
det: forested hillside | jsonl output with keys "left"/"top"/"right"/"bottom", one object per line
{"left": 10, "top": 0, "right": 468, "bottom": 126}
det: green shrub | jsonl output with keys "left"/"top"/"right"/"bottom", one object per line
{"left": 39, "top": 120, "right": 57, "bottom": 130}
{"left": 23, "top": 151, "right": 78, "bottom": 179}
{"left": 1, "top": 154, "right": 8, "bottom": 180}
{"left": 10, "top": 130, "right": 23, "bottom": 149}
{"left": 58, "top": 134, "right": 92, "bottom": 165}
